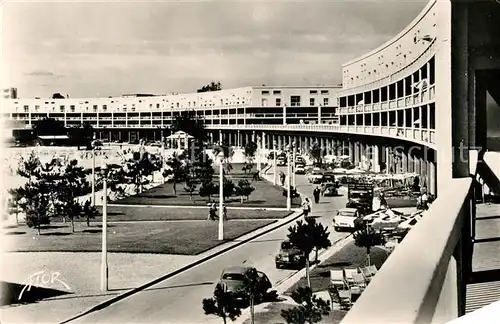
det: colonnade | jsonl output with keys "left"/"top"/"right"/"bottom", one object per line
{"left": 213, "top": 129, "right": 437, "bottom": 196}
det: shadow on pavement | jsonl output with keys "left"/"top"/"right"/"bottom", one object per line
{"left": 0, "top": 281, "right": 71, "bottom": 306}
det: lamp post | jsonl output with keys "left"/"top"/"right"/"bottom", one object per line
{"left": 91, "top": 135, "right": 97, "bottom": 207}
{"left": 217, "top": 151, "right": 224, "bottom": 241}
{"left": 100, "top": 161, "right": 109, "bottom": 291}
{"left": 292, "top": 141, "right": 297, "bottom": 188}
{"left": 256, "top": 135, "right": 261, "bottom": 176}
{"left": 273, "top": 140, "right": 277, "bottom": 186}
{"left": 287, "top": 145, "right": 292, "bottom": 211}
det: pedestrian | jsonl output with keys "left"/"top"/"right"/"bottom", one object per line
{"left": 302, "top": 197, "right": 312, "bottom": 218}
{"left": 313, "top": 186, "right": 321, "bottom": 204}
{"left": 222, "top": 203, "right": 228, "bottom": 221}
{"left": 421, "top": 191, "right": 429, "bottom": 210}
{"left": 208, "top": 202, "right": 217, "bottom": 221}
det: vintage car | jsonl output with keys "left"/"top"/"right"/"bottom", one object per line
{"left": 275, "top": 240, "right": 306, "bottom": 269}
{"left": 322, "top": 182, "right": 339, "bottom": 196}
{"left": 307, "top": 168, "right": 324, "bottom": 184}
{"left": 333, "top": 208, "right": 361, "bottom": 231}
{"left": 215, "top": 266, "right": 272, "bottom": 304}
{"left": 277, "top": 156, "right": 287, "bottom": 166}
{"left": 295, "top": 165, "right": 306, "bottom": 174}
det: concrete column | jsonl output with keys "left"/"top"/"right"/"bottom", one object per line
{"left": 430, "top": 161, "right": 436, "bottom": 196}
{"left": 408, "top": 154, "right": 414, "bottom": 173}
{"left": 278, "top": 135, "right": 282, "bottom": 150}
{"left": 385, "top": 147, "right": 390, "bottom": 174}
{"left": 402, "top": 151, "right": 408, "bottom": 173}
{"left": 262, "top": 132, "right": 266, "bottom": 150}
{"left": 252, "top": 131, "right": 255, "bottom": 142}
{"left": 435, "top": 0, "right": 453, "bottom": 195}
{"left": 373, "top": 144, "right": 380, "bottom": 172}
{"left": 349, "top": 141, "right": 354, "bottom": 164}
{"left": 237, "top": 130, "right": 241, "bottom": 147}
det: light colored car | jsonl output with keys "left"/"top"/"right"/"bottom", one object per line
{"left": 333, "top": 208, "right": 360, "bottom": 231}
{"left": 295, "top": 166, "right": 306, "bottom": 174}
{"left": 307, "top": 168, "right": 323, "bottom": 184}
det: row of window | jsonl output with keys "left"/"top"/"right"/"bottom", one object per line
{"left": 260, "top": 97, "right": 330, "bottom": 107}
{"left": 261, "top": 89, "right": 330, "bottom": 95}
{"left": 340, "top": 57, "right": 435, "bottom": 107}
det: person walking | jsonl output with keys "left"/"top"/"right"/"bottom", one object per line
{"left": 208, "top": 202, "right": 217, "bottom": 221}
{"left": 222, "top": 203, "right": 228, "bottom": 221}
{"left": 302, "top": 197, "right": 312, "bottom": 218}
{"left": 313, "top": 186, "right": 321, "bottom": 204}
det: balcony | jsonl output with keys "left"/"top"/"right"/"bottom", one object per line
{"left": 342, "top": 176, "right": 500, "bottom": 323}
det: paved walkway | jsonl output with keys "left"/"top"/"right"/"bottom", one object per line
{"left": 465, "top": 202, "right": 500, "bottom": 314}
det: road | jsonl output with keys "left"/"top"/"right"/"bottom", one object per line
{"left": 72, "top": 172, "right": 349, "bottom": 324}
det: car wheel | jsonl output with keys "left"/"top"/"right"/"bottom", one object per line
{"left": 275, "top": 263, "right": 281, "bottom": 269}
{"left": 334, "top": 226, "right": 340, "bottom": 232}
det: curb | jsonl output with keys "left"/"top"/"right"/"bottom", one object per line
{"left": 60, "top": 210, "right": 305, "bottom": 324}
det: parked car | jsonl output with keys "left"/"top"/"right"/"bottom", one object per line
{"left": 322, "top": 183, "right": 339, "bottom": 196}
{"left": 333, "top": 208, "right": 360, "bottom": 231}
{"left": 308, "top": 168, "right": 324, "bottom": 184}
{"left": 277, "top": 156, "right": 287, "bottom": 166}
{"left": 295, "top": 165, "right": 306, "bottom": 174}
{"left": 214, "top": 266, "right": 272, "bottom": 304}
{"left": 275, "top": 240, "right": 306, "bottom": 269}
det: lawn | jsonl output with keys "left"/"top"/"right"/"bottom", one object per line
{"left": 88, "top": 206, "right": 292, "bottom": 222}
{"left": 4, "top": 220, "right": 275, "bottom": 255}
{"left": 112, "top": 176, "right": 301, "bottom": 208}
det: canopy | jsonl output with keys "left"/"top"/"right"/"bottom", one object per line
{"left": 167, "top": 131, "right": 194, "bottom": 139}
{"left": 38, "top": 135, "right": 69, "bottom": 140}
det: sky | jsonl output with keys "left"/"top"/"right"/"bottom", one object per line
{"left": 1, "top": 0, "right": 428, "bottom": 99}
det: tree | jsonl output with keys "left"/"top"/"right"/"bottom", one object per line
{"left": 170, "top": 110, "right": 208, "bottom": 147}
{"left": 70, "top": 122, "right": 94, "bottom": 150}
{"left": 122, "top": 151, "right": 160, "bottom": 194}
{"left": 287, "top": 218, "right": 327, "bottom": 287}
{"left": 52, "top": 93, "right": 66, "bottom": 99}
{"left": 309, "top": 221, "right": 332, "bottom": 263}
{"left": 32, "top": 117, "right": 66, "bottom": 136}
{"left": 353, "top": 226, "right": 386, "bottom": 266}
{"left": 235, "top": 179, "right": 255, "bottom": 202}
{"left": 281, "top": 286, "right": 331, "bottom": 324}
{"left": 202, "top": 284, "right": 241, "bottom": 324}
{"left": 197, "top": 81, "right": 222, "bottom": 93}
{"left": 309, "top": 141, "right": 323, "bottom": 167}
{"left": 238, "top": 268, "right": 261, "bottom": 324}
{"left": 199, "top": 181, "right": 218, "bottom": 202}
{"left": 19, "top": 181, "right": 51, "bottom": 235}
{"left": 184, "top": 165, "right": 199, "bottom": 200}
{"left": 223, "top": 178, "right": 235, "bottom": 200}
{"left": 243, "top": 141, "right": 257, "bottom": 174}
{"left": 164, "top": 152, "right": 186, "bottom": 195}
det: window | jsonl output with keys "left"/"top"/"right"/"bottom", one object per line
{"left": 261, "top": 99, "right": 268, "bottom": 106}
{"left": 23, "top": 105, "right": 29, "bottom": 112}
{"left": 60, "top": 105, "right": 65, "bottom": 112}
{"left": 261, "top": 90, "right": 270, "bottom": 95}
{"left": 310, "top": 90, "right": 318, "bottom": 94}
{"left": 70, "top": 105, "right": 75, "bottom": 112}
{"left": 321, "top": 90, "right": 329, "bottom": 95}
{"left": 35, "top": 105, "right": 40, "bottom": 111}
{"left": 176, "top": 103, "right": 179, "bottom": 108}
{"left": 103, "top": 105, "right": 107, "bottom": 111}
{"left": 290, "top": 96, "right": 301, "bottom": 107}
{"left": 156, "top": 103, "right": 160, "bottom": 108}
{"left": 310, "top": 98, "right": 315, "bottom": 106}
{"left": 323, "top": 98, "right": 329, "bottom": 106}
{"left": 93, "top": 105, "right": 98, "bottom": 112}
{"left": 273, "top": 90, "right": 281, "bottom": 95}
{"left": 276, "top": 98, "right": 282, "bottom": 106}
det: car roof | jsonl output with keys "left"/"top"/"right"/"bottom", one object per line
{"left": 222, "top": 266, "right": 253, "bottom": 275}
{"left": 339, "top": 208, "right": 358, "bottom": 212}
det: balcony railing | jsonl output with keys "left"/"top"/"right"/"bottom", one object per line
{"left": 341, "top": 177, "right": 473, "bottom": 323}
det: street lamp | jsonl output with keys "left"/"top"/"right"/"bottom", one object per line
{"left": 286, "top": 144, "right": 292, "bottom": 211}
{"left": 100, "top": 161, "right": 109, "bottom": 291}
{"left": 292, "top": 141, "right": 297, "bottom": 188}
{"left": 91, "top": 135, "right": 97, "bottom": 207}
{"left": 217, "top": 151, "right": 224, "bottom": 241}
{"left": 256, "top": 135, "right": 261, "bottom": 176}
{"left": 273, "top": 140, "right": 278, "bottom": 186}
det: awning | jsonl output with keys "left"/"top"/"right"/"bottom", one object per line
{"left": 38, "top": 135, "right": 70, "bottom": 140}
{"left": 167, "top": 131, "right": 194, "bottom": 140}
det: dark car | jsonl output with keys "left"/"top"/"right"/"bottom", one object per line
{"left": 275, "top": 240, "right": 306, "bottom": 269}
{"left": 215, "top": 266, "right": 272, "bottom": 304}
{"left": 322, "top": 183, "right": 339, "bottom": 196}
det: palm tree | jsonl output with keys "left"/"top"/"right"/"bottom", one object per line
{"left": 353, "top": 226, "right": 386, "bottom": 266}
{"left": 202, "top": 284, "right": 241, "bottom": 324}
